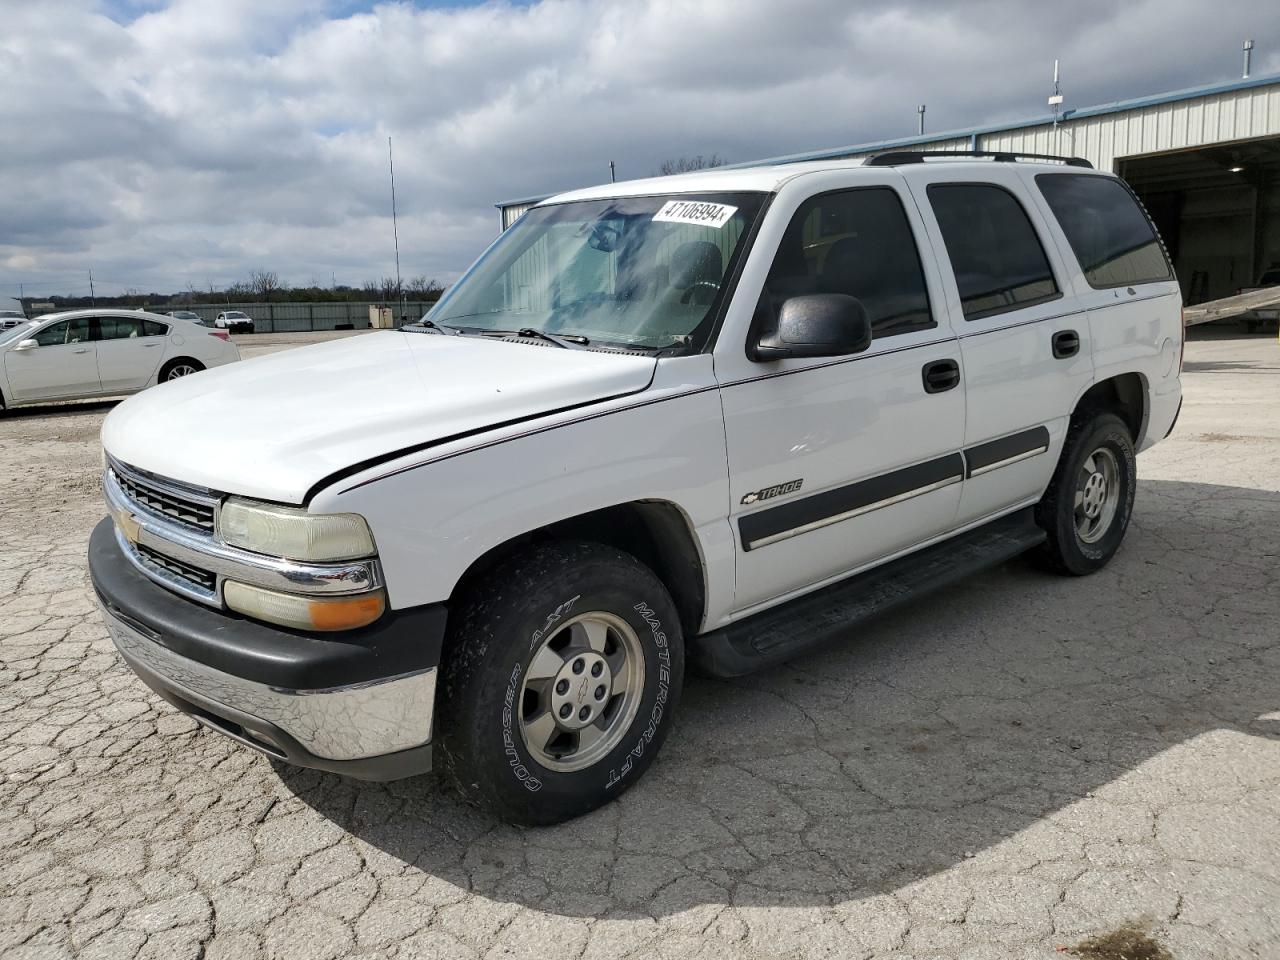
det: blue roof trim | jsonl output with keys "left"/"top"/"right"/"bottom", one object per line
{"left": 727, "top": 70, "right": 1280, "bottom": 168}
{"left": 494, "top": 194, "right": 553, "bottom": 209}
{"left": 497, "top": 71, "right": 1280, "bottom": 210}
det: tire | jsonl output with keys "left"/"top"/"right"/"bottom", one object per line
{"left": 438, "top": 541, "right": 685, "bottom": 825}
{"left": 1034, "top": 411, "right": 1136, "bottom": 575}
{"left": 160, "top": 358, "right": 205, "bottom": 381}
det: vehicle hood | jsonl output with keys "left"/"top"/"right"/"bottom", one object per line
{"left": 102, "top": 331, "right": 656, "bottom": 503}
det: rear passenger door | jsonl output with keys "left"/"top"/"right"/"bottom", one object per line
{"left": 716, "top": 173, "right": 966, "bottom": 614}
{"left": 904, "top": 165, "right": 1093, "bottom": 526}
{"left": 95, "top": 315, "right": 170, "bottom": 392}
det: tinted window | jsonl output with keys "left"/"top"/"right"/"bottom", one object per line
{"left": 763, "top": 188, "right": 934, "bottom": 339}
{"left": 927, "top": 184, "right": 1060, "bottom": 321}
{"left": 1037, "top": 174, "right": 1172, "bottom": 288}
{"left": 98, "top": 316, "right": 145, "bottom": 340}
{"left": 142, "top": 319, "right": 168, "bottom": 336}
{"left": 33, "top": 317, "right": 91, "bottom": 346}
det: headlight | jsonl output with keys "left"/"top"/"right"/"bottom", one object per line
{"left": 219, "top": 498, "right": 375, "bottom": 561}
{"left": 225, "top": 581, "right": 385, "bottom": 631}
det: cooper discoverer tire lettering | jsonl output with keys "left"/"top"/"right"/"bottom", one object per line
{"left": 438, "top": 541, "right": 684, "bottom": 825}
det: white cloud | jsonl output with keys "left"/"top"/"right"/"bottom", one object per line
{"left": 1, "top": 0, "right": 1277, "bottom": 297}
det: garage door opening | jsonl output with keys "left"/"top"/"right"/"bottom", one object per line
{"left": 1117, "top": 137, "right": 1280, "bottom": 306}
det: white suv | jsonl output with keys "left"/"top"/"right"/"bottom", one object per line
{"left": 91, "top": 152, "right": 1183, "bottom": 824}
{"left": 214, "top": 310, "right": 254, "bottom": 333}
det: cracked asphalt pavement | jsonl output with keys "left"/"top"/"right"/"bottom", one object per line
{"left": 1, "top": 332, "right": 1278, "bottom": 960}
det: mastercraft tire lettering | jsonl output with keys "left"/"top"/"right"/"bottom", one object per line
{"left": 438, "top": 541, "right": 685, "bottom": 825}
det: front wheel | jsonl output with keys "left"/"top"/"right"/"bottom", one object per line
{"left": 438, "top": 541, "right": 684, "bottom": 825}
{"left": 1034, "top": 411, "right": 1136, "bottom": 575}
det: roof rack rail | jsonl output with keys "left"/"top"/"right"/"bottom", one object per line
{"left": 866, "top": 150, "right": 1093, "bottom": 169}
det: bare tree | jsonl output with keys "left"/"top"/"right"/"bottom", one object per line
{"left": 657, "top": 154, "right": 727, "bottom": 176}
{"left": 248, "top": 269, "right": 280, "bottom": 300}
{"left": 405, "top": 275, "right": 445, "bottom": 297}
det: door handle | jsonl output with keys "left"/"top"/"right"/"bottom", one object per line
{"left": 73, "top": 348, "right": 90, "bottom": 354}
{"left": 1052, "top": 330, "right": 1080, "bottom": 359}
{"left": 922, "top": 358, "right": 961, "bottom": 394}
{"left": 143, "top": 342, "right": 161, "bottom": 347}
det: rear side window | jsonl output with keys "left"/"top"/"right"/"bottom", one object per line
{"left": 927, "top": 184, "right": 1060, "bottom": 321}
{"left": 142, "top": 319, "right": 169, "bottom": 337}
{"left": 1036, "top": 174, "right": 1172, "bottom": 288}
{"left": 763, "top": 187, "right": 934, "bottom": 339}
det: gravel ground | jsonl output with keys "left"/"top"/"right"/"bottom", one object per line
{"left": 1, "top": 332, "right": 1277, "bottom": 960}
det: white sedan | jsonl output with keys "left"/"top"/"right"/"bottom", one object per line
{"left": 0, "top": 309, "right": 240, "bottom": 410}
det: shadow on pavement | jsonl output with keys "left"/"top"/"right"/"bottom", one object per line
{"left": 0, "top": 399, "right": 119, "bottom": 419}
{"left": 280, "top": 478, "right": 1280, "bottom": 916}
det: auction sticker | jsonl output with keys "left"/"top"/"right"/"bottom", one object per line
{"left": 653, "top": 200, "right": 738, "bottom": 228}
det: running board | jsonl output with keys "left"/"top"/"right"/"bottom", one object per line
{"left": 690, "top": 508, "right": 1046, "bottom": 678}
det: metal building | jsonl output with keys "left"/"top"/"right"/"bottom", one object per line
{"left": 496, "top": 72, "right": 1280, "bottom": 306}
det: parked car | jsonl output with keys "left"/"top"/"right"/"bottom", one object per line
{"left": 167, "top": 310, "right": 207, "bottom": 325}
{"left": 0, "top": 309, "right": 239, "bottom": 410}
{"left": 91, "top": 153, "right": 1182, "bottom": 824}
{"left": 0, "top": 296, "right": 25, "bottom": 329}
{"left": 214, "top": 310, "right": 254, "bottom": 333}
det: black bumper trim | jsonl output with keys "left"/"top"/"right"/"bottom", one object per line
{"left": 89, "top": 517, "right": 446, "bottom": 690}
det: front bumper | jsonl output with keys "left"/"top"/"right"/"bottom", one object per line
{"left": 90, "top": 518, "right": 443, "bottom": 780}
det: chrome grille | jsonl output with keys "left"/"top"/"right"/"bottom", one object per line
{"left": 114, "top": 469, "right": 216, "bottom": 532}
{"left": 135, "top": 543, "right": 216, "bottom": 593}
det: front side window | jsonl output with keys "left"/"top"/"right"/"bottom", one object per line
{"left": 927, "top": 183, "right": 1060, "bottom": 321}
{"left": 33, "top": 317, "right": 91, "bottom": 346}
{"left": 428, "top": 192, "right": 766, "bottom": 351}
{"left": 1036, "top": 174, "right": 1173, "bottom": 288}
{"left": 762, "top": 187, "right": 934, "bottom": 340}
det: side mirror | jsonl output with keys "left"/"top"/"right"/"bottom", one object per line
{"left": 12, "top": 338, "right": 38, "bottom": 352}
{"left": 752, "top": 294, "right": 872, "bottom": 361}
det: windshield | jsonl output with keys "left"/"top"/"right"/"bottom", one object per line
{"left": 427, "top": 192, "right": 766, "bottom": 351}
{"left": 226, "top": 312, "right": 248, "bottom": 319}
{"left": 0, "top": 321, "right": 36, "bottom": 346}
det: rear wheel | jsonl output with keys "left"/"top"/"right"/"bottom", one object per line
{"left": 438, "top": 541, "right": 684, "bottom": 825}
{"left": 160, "top": 358, "right": 204, "bottom": 381}
{"left": 1034, "top": 411, "right": 1136, "bottom": 575}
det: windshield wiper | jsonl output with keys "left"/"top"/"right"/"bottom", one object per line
{"left": 515, "top": 327, "right": 590, "bottom": 349}
{"left": 405, "top": 318, "right": 463, "bottom": 336}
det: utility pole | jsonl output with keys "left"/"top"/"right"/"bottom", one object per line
{"left": 88, "top": 269, "right": 96, "bottom": 306}
{"left": 609, "top": 160, "right": 616, "bottom": 183}
{"left": 1049, "top": 59, "right": 1064, "bottom": 125}
{"left": 917, "top": 105, "right": 926, "bottom": 136}
{"left": 388, "top": 136, "right": 403, "bottom": 322}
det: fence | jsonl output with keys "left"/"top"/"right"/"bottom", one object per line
{"left": 166, "top": 300, "right": 441, "bottom": 333}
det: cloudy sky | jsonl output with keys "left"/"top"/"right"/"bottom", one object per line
{"left": 1, "top": 0, "right": 1277, "bottom": 298}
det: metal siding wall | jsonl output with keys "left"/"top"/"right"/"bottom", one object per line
{"left": 976, "top": 84, "right": 1280, "bottom": 170}
{"left": 501, "top": 203, "right": 534, "bottom": 230}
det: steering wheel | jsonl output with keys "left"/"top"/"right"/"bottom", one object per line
{"left": 679, "top": 280, "right": 721, "bottom": 306}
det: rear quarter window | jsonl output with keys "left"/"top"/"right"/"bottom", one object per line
{"left": 1036, "top": 174, "right": 1173, "bottom": 288}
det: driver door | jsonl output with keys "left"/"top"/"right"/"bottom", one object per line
{"left": 714, "top": 175, "right": 967, "bottom": 613}
{"left": 4, "top": 317, "right": 100, "bottom": 402}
